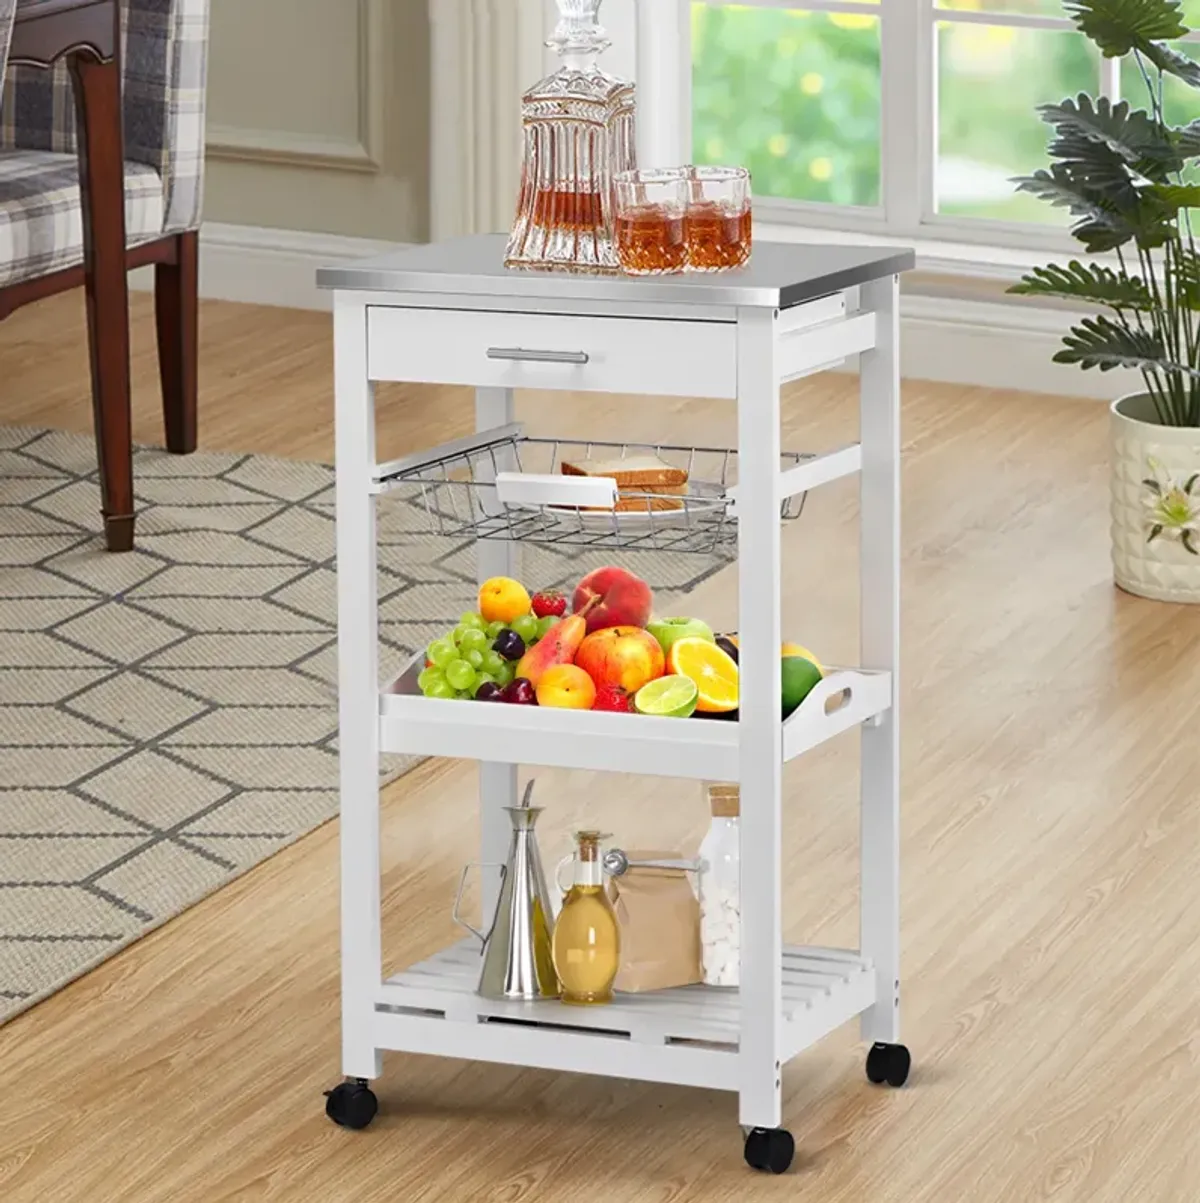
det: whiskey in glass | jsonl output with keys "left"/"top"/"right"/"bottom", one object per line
{"left": 614, "top": 168, "right": 688, "bottom": 275}
{"left": 686, "top": 166, "right": 752, "bottom": 272}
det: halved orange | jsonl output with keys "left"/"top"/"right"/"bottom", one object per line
{"left": 667, "top": 637, "right": 739, "bottom": 713}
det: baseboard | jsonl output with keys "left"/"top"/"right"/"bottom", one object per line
{"left": 150, "top": 222, "right": 1133, "bottom": 399}
{"left": 129, "top": 222, "right": 407, "bottom": 312}
{"left": 897, "top": 294, "right": 1141, "bottom": 399}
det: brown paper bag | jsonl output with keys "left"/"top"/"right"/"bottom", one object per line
{"left": 609, "top": 850, "right": 702, "bottom": 993}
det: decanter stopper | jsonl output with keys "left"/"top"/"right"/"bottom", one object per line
{"left": 547, "top": 0, "right": 611, "bottom": 55}
{"left": 504, "top": 0, "right": 637, "bottom": 275}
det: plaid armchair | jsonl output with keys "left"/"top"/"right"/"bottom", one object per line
{"left": 0, "top": 0, "right": 208, "bottom": 287}
{"left": 0, "top": 0, "right": 209, "bottom": 551}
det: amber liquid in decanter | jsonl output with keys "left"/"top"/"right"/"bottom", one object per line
{"left": 505, "top": 0, "right": 636, "bottom": 275}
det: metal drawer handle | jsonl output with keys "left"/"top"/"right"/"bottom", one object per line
{"left": 486, "top": 346, "right": 590, "bottom": 365}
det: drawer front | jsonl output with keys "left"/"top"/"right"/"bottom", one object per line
{"left": 366, "top": 306, "right": 737, "bottom": 400}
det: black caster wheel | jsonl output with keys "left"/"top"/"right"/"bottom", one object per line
{"left": 744, "top": 1127, "right": 795, "bottom": 1174}
{"left": 866, "top": 1042, "right": 911, "bottom": 1087}
{"left": 324, "top": 1078, "right": 378, "bottom": 1130}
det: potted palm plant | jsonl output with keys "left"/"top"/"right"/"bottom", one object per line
{"left": 1010, "top": 0, "right": 1200, "bottom": 601}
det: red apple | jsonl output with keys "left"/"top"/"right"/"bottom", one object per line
{"left": 572, "top": 566, "right": 653, "bottom": 633}
{"left": 575, "top": 626, "right": 665, "bottom": 694}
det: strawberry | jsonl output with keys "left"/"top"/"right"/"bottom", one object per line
{"left": 593, "top": 684, "right": 633, "bottom": 713}
{"left": 531, "top": 589, "right": 567, "bottom": 619}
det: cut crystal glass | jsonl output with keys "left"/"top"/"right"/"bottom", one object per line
{"left": 504, "top": 0, "right": 637, "bottom": 274}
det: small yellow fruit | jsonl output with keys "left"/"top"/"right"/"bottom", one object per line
{"left": 782, "top": 643, "right": 823, "bottom": 673}
{"left": 478, "top": 577, "right": 532, "bottom": 625}
{"left": 725, "top": 633, "right": 824, "bottom": 673}
{"left": 536, "top": 664, "right": 597, "bottom": 710}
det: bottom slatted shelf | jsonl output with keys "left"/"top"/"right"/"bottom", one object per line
{"left": 371, "top": 940, "right": 876, "bottom": 1090}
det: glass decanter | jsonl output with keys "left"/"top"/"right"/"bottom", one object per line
{"left": 552, "top": 830, "right": 620, "bottom": 1005}
{"left": 504, "top": 0, "right": 637, "bottom": 275}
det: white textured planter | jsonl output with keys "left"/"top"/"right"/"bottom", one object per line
{"left": 1111, "top": 392, "right": 1200, "bottom": 603}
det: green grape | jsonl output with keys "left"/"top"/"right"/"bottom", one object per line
{"left": 538, "top": 614, "right": 558, "bottom": 639}
{"left": 426, "top": 678, "right": 457, "bottom": 700}
{"left": 464, "top": 649, "right": 484, "bottom": 669}
{"left": 418, "top": 667, "right": 445, "bottom": 694}
{"left": 445, "top": 659, "right": 477, "bottom": 692}
{"left": 451, "top": 624, "right": 470, "bottom": 646}
{"left": 511, "top": 614, "right": 539, "bottom": 644}
{"left": 460, "top": 628, "right": 488, "bottom": 654}
{"left": 485, "top": 620, "right": 507, "bottom": 640}
{"left": 456, "top": 690, "right": 474, "bottom": 700}
{"left": 427, "top": 638, "right": 457, "bottom": 668}
{"left": 494, "top": 660, "right": 516, "bottom": 687}
{"left": 481, "top": 649, "right": 506, "bottom": 676}
{"left": 459, "top": 612, "right": 485, "bottom": 631}
{"left": 475, "top": 671, "right": 497, "bottom": 689}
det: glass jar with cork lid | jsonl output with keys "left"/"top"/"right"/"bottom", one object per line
{"left": 697, "top": 784, "right": 740, "bottom": 988}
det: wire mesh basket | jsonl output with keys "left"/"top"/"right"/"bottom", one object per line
{"left": 374, "top": 425, "right": 814, "bottom": 556}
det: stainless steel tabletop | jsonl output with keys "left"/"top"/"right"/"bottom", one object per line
{"left": 316, "top": 234, "right": 914, "bottom": 311}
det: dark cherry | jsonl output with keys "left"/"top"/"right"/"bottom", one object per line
{"left": 475, "top": 682, "right": 505, "bottom": 702}
{"left": 503, "top": 678, "right": 537, "bottom": 705}
{"left": 493, "top": 630, "right": 526, "bottom": 661}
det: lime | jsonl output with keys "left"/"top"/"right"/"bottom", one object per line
{"left": 634, "top": 674, "right": 699, "bottom": 718}
{"left": 781, "top": 655, "right": 823, "bottom": 719}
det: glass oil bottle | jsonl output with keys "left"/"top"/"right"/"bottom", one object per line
{"left": 552, "top": 830, "right": 620, "bottom": 1005}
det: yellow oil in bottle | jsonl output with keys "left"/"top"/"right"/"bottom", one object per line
{"left": 552, "top": 831, "right": 619, "bottom": 1005}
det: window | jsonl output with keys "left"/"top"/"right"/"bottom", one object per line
{"left": 681, "top": 0, "right": 1200, "bottom": 248}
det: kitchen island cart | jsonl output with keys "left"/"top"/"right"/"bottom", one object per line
{"left": 317, "top": 235, "right": 915, "bottom": 1174}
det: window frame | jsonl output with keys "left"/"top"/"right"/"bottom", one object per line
{"left": 669, "top": 0, "right": 1200, "bottom": 254}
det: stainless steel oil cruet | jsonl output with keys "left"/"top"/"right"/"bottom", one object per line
{"left": 452, "top": 781, "right": 560, "bottom": 1001}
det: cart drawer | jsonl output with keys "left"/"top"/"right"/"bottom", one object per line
{"left": 366, "top": 306, "right": 737, "bottom": 399}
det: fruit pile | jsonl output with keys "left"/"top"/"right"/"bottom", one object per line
{"left": 417, "top": 566, "right": 825, "bottom": 719}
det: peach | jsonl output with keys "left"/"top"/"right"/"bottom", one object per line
{"left": 536, "top": 664, "right": 596, "bottom": 710}
{"left": 572, "top": 566, "right": 653, "bottom": 633}
{"left": 574, "top": 626, "right": 665, "bottom": 695}
{"left": 478, "top": 576, "right": 532, "bottom": 625}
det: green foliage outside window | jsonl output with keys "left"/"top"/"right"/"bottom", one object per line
{"left": 689, "top": 2, "right": 1120, "bottom": 221}
{"left": 691, "top": 5, "right": 881, "bottom": 207}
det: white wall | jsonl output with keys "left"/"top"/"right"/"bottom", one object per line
{"left": 202, "top": 0, "right": 429, "bottom": 243}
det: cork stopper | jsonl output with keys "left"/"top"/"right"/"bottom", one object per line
{"left": 574, "top": 830, "right": 607, "bottom": 862}
{"left": 708, "top": 784, "right": 740, "bottom": 818}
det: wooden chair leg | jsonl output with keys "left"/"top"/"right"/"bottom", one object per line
{"left": 69, "top": 49, "right": 134, "bottom": 552}
{"left": 156, "top": 230, "right": 199, "bottom": 454}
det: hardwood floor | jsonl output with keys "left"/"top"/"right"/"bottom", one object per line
{"left": 2, "top": 291, "right": 1199, "bottom": 1202}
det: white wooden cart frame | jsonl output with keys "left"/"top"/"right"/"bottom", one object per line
{"left": 323, "top": 241, "right": 909, "bottom": 1157}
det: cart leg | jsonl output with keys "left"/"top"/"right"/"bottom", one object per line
{"left": 858, "top": 276, "right": 902, "bottom": 1046}
{"left": 735, "top": 308, "right": 784, "bottom": 1131}
{"left": 334, "top": 295, "right": 383, "bottom": 1082}
{"left": 475, "top": 386, "right": 518, "bottom": 922}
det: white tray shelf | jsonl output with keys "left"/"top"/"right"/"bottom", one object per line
{"left": 373, "top": 940, "right": 875, "bottom": 1092}
{"left": 380, "top": 654, "right": 892, "bottom": 779}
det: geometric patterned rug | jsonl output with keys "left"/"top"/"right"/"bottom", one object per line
{"left": 0, "top": 426, "right": 415, "bottom": 1026}
{"left": 0, "top": 426, "right": 718, "bottom": 1025}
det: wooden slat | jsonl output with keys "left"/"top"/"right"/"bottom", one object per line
{"left": 380, "top": 940, "right": 870, "bottom": 1047}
